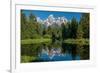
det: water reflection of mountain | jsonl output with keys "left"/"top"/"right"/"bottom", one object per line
{"left": 21, "top": 42, "right": 89, "bottom": 62}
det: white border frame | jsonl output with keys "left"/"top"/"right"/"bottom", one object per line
{"left": 11, "top": 4, "right": 96, "bottom": 73}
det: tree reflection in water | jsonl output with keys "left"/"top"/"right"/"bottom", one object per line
{"left": 21, "top": 42, "right": 89, "bottom": 62}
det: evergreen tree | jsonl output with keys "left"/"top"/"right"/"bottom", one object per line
{"left": 61, "top": 23, "right": 67, "bottom": 40}
{"left": 77, "top": 13, "right": 89, "bottom": 38}
{"left": 21, "top": 10, "right": 28, "bottom": 39}
{"left": 77, "top": 24, "right": 84, "bottom": 39}
{"left": 70, "top": 17, "right": 78, "bottom": 38}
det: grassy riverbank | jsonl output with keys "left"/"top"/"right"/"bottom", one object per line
{"left": 64, "top": 39, "right": 89, "bottom": 45}
{"left": 21, "top": 38, "right": 89, "bottom": 45}
{"left": 21, "top": 38, "right": 52, "bottom": 44}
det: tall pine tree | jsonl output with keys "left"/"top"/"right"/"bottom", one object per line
{"left": 77, "top": 13, "right": 90, "bottom": 38}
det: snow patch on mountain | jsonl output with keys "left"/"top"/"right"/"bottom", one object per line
{"left": 37, "top": 14, "right": 68, "bottom": 27}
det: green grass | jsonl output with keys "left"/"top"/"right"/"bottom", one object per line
{"left": 21, "top": 56, "right": 40, "bottom": 63}
{"left": 21, "top": 56, "right": 34, "bottom": 63}
{"left": 21, "top": 38, "right": 89, "bottom": 45}
{"left": 64, "top": 38, "right": 89, "bottom": 45}
{"left": 21, "top": 38, "right": 51, "bottom": 44}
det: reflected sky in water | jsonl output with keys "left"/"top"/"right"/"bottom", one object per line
{"left": 21, "top": 42, "right": 89, "bottom": 62}
{"left": 39, "top": 46, "right": 80, "bottom": 61}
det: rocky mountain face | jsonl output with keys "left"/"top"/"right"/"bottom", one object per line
{"left": 37, "top": 14, "right": 68, "bottom": 27}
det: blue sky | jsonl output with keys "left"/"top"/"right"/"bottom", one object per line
{"left": 22, "top": 9, "right": 82, "bottom": 22}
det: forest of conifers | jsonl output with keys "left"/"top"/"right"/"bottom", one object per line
{"left": 21, "top": 10, "right": 89, "bottom": 45}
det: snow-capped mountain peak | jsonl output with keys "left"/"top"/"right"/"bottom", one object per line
{"left": 37, "top": 14, "right": 68, "bottom": 27}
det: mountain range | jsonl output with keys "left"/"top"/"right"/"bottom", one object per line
{"left": 37, "top": 14, "right": 68, "bottom": 27}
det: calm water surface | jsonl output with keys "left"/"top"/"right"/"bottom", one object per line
{"left": 21, "top": 42, "right": 89, "bottom": 63}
